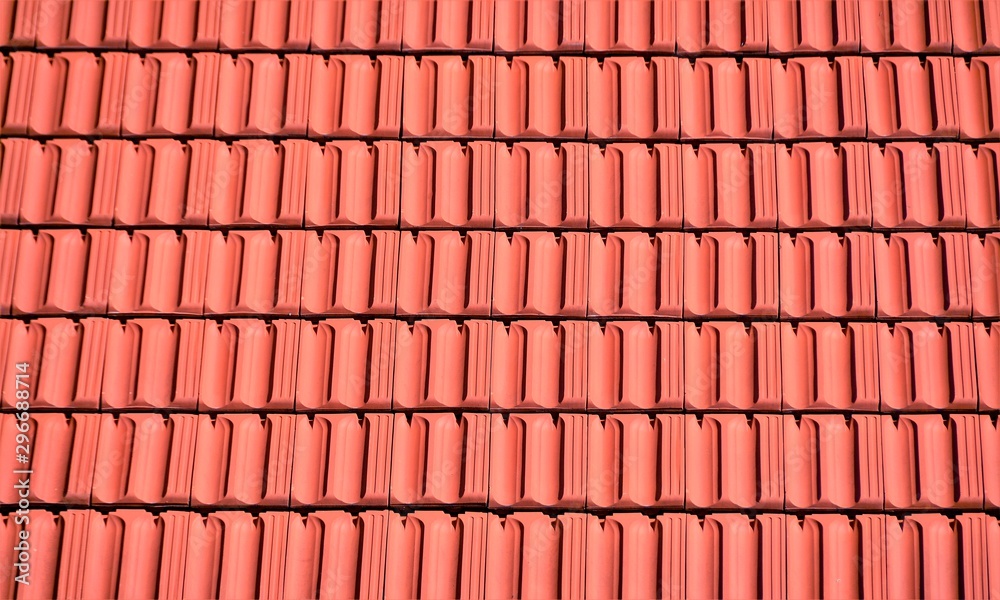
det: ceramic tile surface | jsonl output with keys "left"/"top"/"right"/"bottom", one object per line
{"left": 3, "top": 0, "right": 1000, "bottom": 597}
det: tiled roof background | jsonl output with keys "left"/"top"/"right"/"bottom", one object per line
{"left": 1, "top": 0, "right": 1000, "bottom": 598}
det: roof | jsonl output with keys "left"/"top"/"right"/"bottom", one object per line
{"left": 2, "top": 0, "right": 999, "bottom": 597}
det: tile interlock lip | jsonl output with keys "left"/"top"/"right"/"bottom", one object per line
{"left": 4, "top": 0, "right": 1000, "bottom": 596}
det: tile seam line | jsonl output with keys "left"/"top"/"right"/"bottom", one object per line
{"left": 3, "top": 407, "right": 998, "bottom": 414}
{"left": 4, "top": 135, "right": 995, "bottom": 144}
{"left": 7, "top": 504, "right": 1000, "bottom": 517}
{"left": 5, "top": 46, "right": 1000, "bottom": 58}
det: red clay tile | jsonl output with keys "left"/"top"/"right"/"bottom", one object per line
{"left": 879, "top": 322, "right": 978, "bottom": 412}
{"left": 204, "top": 230, "right": 304, "bottom": 315}
{"left": 284, "top": 510, "right": 389, "bottom": 600}
{"left": 976, "top": 323, "right": 1000, "bottom": 411}
{"left": 781, "top": 322, "right": 880, "bottom": 411}
{"left": 302, "top": 230, "right": 399, "bottom": 315}
{"left": 215, "top": 53, "right": 311, "bottom": 136}
{"left": 952, "top": 0, "right": 1000, "bottom": 53}
{"left": 884, "top": 513, "right": 1000, "bottom": 599}
{"left": 589, "top": 231, "right": 683, "bottom": 317}
{"left": 955, "top": 513, "right": 1000, "bottom": 597}
{"left": 218, "top": 0, "right": 311, "bottom": 50}
{"left": 587, "top": 513, "right": 686, "bottom": 600}
{"left": 874, "top": 232, "right": 972, "bottom": 318}
{"left": 957, "top": 56, "right": 1000, "bottom": 140}
{"left": 182, "top": 512, "right": 290, "bottom": 598}
{"left": 302, "top": 140, "right": 401, "bottom": 227}
{"left": 112, "top": 139, "right": 211, "bottom": 226}
{"left": 126, "top": 0, "right": 222, "bottom": 49}
{"left": 585, "top": 0, "right": 675, "bottom": 52}
{"left": 886, "top": 515, "right": 958, "bottom": 597}
{"left": 1, "top": 318, "right": 106, "bottom": 409}
{"left": 485, "top": 512, "right": 587, "bottom": 598}
{"left": 684, "top": 232, "right": 778, "bottom": 318}
{"left": 101, "top": 318, "right": 203, "bottom": 410}
{"left": 385, "top": 511, "right": 489, "bottom": 599}
{"left": 296, "top": 319, "right": 395, "bottom": 411}
{"left": 679, "top": 58, "right": 773, "bottom": 139}
{"left": 676, "top": 0, "right": 768, "bottom": 54}
{"left": 204, "top": 140, "right": 307, "bottom": 226}
{"left": 490, "top": 413, "right": 587, "bottom": 508}
{"left": 589, "top": 143, "right": 683, "bottom": 229}
{"left": 2, "top": 138, "right": 115, "bottom": 226}
{"left": 402, "top": 0, "right": 494, "bottom": 51}
{"left": 0, "top": 139, "right": 19, "bottom": 222}
{"left": 390, "top": 412, "right": 490, "bottom": 505}
{"left": 0, "top": 0, "right": 36, "bottom": 47}
{"left": 108, "top": 229, "right": 210, "bottom": 314}
{"left": 767, "top": 0, "right": 860, "bottom": 53}
{"left": 864, "top": 56, "right": 960, "bottom": 139}
{"left": 291, "top": 413, "right": 392, "bottom": 506}
{"left": 493, "top": 231, "right": 589, "bottom": 317}
{"left": 199, "top": 319, "right": 299, "bottom": 411}
{"left": 402, "top": 55, "right": 494, "bottom": 138}
{"left": 495, "top": 141, "right": 588, "bottom": 228}
{"left": 491, "top": 320, "right": 588, "bottom": 410}
{"left": 91, "top": 413, "right": 197, "bottom": 505}
{"left": 784, "top": 414, "right": 883, "bottom": 510}
{"left": 870, "top": 142, "right": 968, "bottom": 229}
{"left": 311, "top": 0, "right": 403, "bottom": 51}
{"left": 981, "top": 415, "right": 1000, "bottom": 508}
{"left": 0, "top": 52, "right": 34, "bottom": 134}
{"left": 772, "top": 56, "right": 866, "bottom": 139}
{"left": 0, "top": 510, "right": 62, "bottom": 598}
{"left": 686, "top": 514, "right": 785, "bottom": 599}
{"left": 884, "top": 414, "right": 984, "bottom": 510}
{"left": 27, "top": 52, "right": 127, "bottom": 136}
{"left": 859, "top": 0, "right": 953, "bottom": 53}
{"left": 786, "top": 514, "right": 887, "bottom": 600}
{"left": 400, "top": 141, "right": 495, "bottom": 228}
{"left": 588, "top": 414, "right": 684, "bottom": 509}
{"left": 682, "top": 144, "right": 777, "bottom": 229}
{"left": 13, "top": 229, "right": 116, "bottom": 314}
{"left": 588, "top": 56, "right": 679, "bottom": 139}
{"left": 0, "top": 229, "right": 17, "bottom": 313}
{"left": 685, "top": 322, "right": 781, "bottom": 411}
{"left": 493, "top": 0, "right": 585, "bottom": 52}
{"left": 310, "top": 55, "right": 403, "bottom": 138}
{"left": 0, "top": 412, "right": 99, "bottom": 504}
{"left": 393, "top": 320, "right": 492, "bottom": 409}
{"left": 191, "top": 414, "right": 294, "bottom": 506}
{"left": 588, "top": 321, "right": 684, "bottom": 411}
{"left": 685, "top": 414, "right": 783, "bottom": 509}
{"left": 776, "top": 142, "right": 872, "bottom": 230}
{"left": 779, "top": 232, "right": 875, "bottom": 319}
{"left": 33, "top": 0, "right": 130, "bottom": 49}
{"left": 970, "top": 233, "right": 1000, "bottom": 317}
{"left": 965, "top": 143, "right": 1000, "bottom": 229}
{"left": 496, "top": 56, "right": 587, "bottom": 138}
{"left": 120, "top": 53, "right": 218, "bottom": 136}
{"left": 397, "top": 231, "right": 494, "bottom": 316}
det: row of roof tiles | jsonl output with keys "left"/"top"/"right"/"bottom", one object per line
{"left": 0, "top": 228, "right": 996, "bottom": 319}
{"left": 2, "top": 411, "right": 999, "bottom": 510}
{"left": 1, "top": 0, "right": 998, "bottom": 55}
{"left": 3, "top": 509, "right": 997, "bottom": 599}
{"left": 2, "top": 318, "right": 998, "bottom": 412}
{"left": 3, "top": 139, "right": 999, "bottom": 231}
{"left": 2, "top": 52, "right": 999, "bottom": 139}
